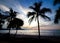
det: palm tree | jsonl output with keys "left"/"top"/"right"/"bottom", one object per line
{"left": 27, "top": 2, "right": 51, "bottom": 38}
{"left": 9, "top": 8, "right": 17, "bottom": 20}
{"left": 53, "top": 0, "right": 60, "bottom": 24}
{"left": 0, "top": 13, "right": 3, "bottom": 29}
{"left": 8, "top": 8, "right": 18, "bottom": 34}
{"left": 54, "top": 7, "right": 60, "bottom": 24}
{"left": 0, "top": 13, "right": 5, "bottom": 29}
{"left": 54, "top": 0, "right": 60, "bottom": 5}
{"left": 13, "top": 18, "right": 24, "bottom": 35}
{"left": 7, "top": 18, "right": 24, "bottom": 35}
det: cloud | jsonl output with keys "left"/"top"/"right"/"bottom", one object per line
{"left": 0, "top": 0, "right": 55, "bottom": 28}
{"left": 0, "top": 4, "right": 9, "bottom": 11}
{"left": 17, "top": 4, "right": 53, "bottom": 27}
{"left": 18, "top": 5, "right": 33, "bottom": 15}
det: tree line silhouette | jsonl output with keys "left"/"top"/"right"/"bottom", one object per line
{"left": 0, "top": 8, "right": 24, "bottom": 34}
{"left": 0, "top": 0, "right": 60, "bottom": 38}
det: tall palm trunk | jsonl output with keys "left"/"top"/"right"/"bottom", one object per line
{"left": 15, "top": 29, "right": 17, "bottom": 37}
{"left": 9, "top": 17, "right": 12, "bottom": 34}
{"left": 9, "top": 28, "right": 10, "bottom": 34}
{"left": 15, "top": 26, "right": 17, "bottom": 36}
{"left": 37, "top": 12, "right": 40, "bottom": 39}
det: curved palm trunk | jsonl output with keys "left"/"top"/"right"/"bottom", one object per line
{"left": 37, "top": 13, "right": 40, "bottom": 39}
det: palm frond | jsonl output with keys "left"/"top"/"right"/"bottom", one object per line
{"left": 54, "top": 7, "right": 60, "bottom": 24}
{"left": 9, "top": 8, "right": 13, "bottom": 13}
{"left": 29, "top": 6, "right": 34, "bottom": 9}
{"left": 34, "top": 2, "right": 42, "bottom": 7}
{"left": 27, "top": 12, "right": 36, "bottom": 18}
{"left": 54, "top": 15, "right": 59, "bottom": 24}
{"left": 54, "top": 0, "right": 60, "bottom": 5}
{"left": 40, "top": 8, "right": 51, "bottom": 14}
{"left": 29, "top": 6, "right": 36, "bottom": 11}
{"left": 29, "top": 16, "right": 34, "bottom": 24}
{"left": 29, "top": 2, "right": 42, "bottom": 12}
{"left": 40, "top": 14, "right": 51, "bottom": 21}
{"left": 45, "top": 16, "right": 51, "bottom": 21}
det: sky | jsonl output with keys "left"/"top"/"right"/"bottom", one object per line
{"left": 0, "top": 0, "right": 60, "bottom": 28}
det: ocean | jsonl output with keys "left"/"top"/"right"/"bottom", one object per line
{"left": 0, "top": 29, "right": 60, "bottom": 36}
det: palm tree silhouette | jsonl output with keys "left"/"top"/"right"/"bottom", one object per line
{"left": 27, "top": 2, "right": 51, "bottom": 38}
{"left": 0, "top": 13, "right": 3, "bottom": 29}
{"left": 7, "top": 8, "right": 18, "bottom": 34}
{"left": 53, "top": 0, "right": 60, "bottom": 24}
{"left": 7, "top": 18, "right": 24, "bottom": 35}
{"left": 54, "top": 0, "right": 60, "bottom": 5}
{"left": 0, "top": 9, "right": 10, "bottom": 29}
{"left": 0, "top": 13, "right": 5, "bottom": 29}
{"left": 9, "top": 8, "right": 17, "bottom": 19}
{"left": 54, "top": 7, "right": 60, "bottom": 24}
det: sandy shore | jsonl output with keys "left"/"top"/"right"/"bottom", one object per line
{"left": 0, "top": 33, "right": 60, "bottom": 42}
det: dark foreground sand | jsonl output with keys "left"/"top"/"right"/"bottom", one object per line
{"left": 0, "top": 33, "right": 60, "bottom": 43}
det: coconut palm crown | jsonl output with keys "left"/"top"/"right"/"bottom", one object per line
{"left": 27, "top": 2, "right": 51, "bottom": 38}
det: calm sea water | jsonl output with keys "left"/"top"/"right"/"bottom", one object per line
{"left": 0, "top": 29, "right": 60, "bottom": 36}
